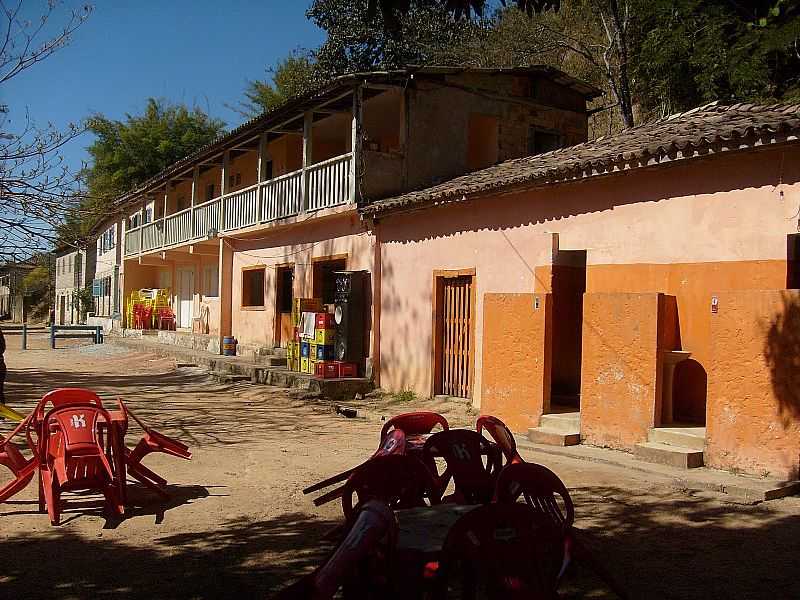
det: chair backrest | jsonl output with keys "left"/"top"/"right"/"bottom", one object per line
{"left": 476, "top": 415, "right": 523, "bottom": 466}
{"left": 495, "top": 462, "right": 575, "bottom": 530}
{"left": 35, "top": 388, "right": 104, "bottom": 420}
{"left": 46, "top": 406, "right": 106, "bottom": 455}
{"left": 380, "top": 411, "right": 449, "bottom": 441}
{"left": 437, "top": 502, "right": 564, "bottom": 600}
{"left": 423, "top": 429, "right": 502, "bottom": 504}
{"left": 341, "top": 454, "right": 439, "bottom": 521}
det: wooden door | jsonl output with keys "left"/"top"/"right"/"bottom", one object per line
{"left": 436, "top": 275, "right": 474, "bottom": 398}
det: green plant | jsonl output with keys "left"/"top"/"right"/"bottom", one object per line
{"left": 393, "top": 387, "right": 418, "bottom": 402}
{"left": 71, "top": 287, "right": 94, "bottom": 322}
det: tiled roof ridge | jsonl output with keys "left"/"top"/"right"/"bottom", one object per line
{"left": 363, "top": 101, "right": 800, "bottom": 216}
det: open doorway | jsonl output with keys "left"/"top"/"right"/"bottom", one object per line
{"left": 549, "top": 250, "right": 587, "bottom": 411}
{"left": 312, "top": 256, "right": 347, "bottom": 306}
{"left": 274, "top": 264, "right": 294, "bottom": 348}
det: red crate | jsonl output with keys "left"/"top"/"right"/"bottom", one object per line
{"left": 336, "top": 362, "right": 358, "bottom": 378}
{"left": 315, "top": 361, "right": 339, "bottom": 379}
{"left": 315, "top": 312, "right": 335, "bottom": 329}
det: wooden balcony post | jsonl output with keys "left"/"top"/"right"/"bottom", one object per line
{"left": 138, "top": 199, "right": 145, "bottom": 254}
{"left": 256, "top": 132, "right": 268, "bottom": 223}
{"left": 190, "top": 168, "right": 199, "bottom": 239}
{"left": 220, "top": 150, "right": 230, "bottom": 231}
{"left": 351, "top": 85, "right": 363, "bottom": 205}
{"left": 302, "top": 111, "right": 313, "bottom": 212}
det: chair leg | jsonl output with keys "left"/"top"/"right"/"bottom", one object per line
{"left": 41, "top": 469, "right": 59, "bottom": 525}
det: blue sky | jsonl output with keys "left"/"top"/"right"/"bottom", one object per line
{"left": 4, "top": 1, "right": 325, "bottom": 173}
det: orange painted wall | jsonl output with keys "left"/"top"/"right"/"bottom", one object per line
{"left": 481, "top": 293, "right": 551, "bottom": 431}
{"left": 706, "top": 289, "right": 800, "bottom": 479}
{"left": 580, "top": 293, "right": 667, "bottom": 449}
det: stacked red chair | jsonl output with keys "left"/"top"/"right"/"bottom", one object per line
{"left": 38, "top": 404, "right": 124, "bottom": 525}
{"left": 422, "top": 429, "right": 502, "bottom": 505}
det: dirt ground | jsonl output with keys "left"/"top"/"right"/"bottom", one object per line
{"left": 1, "top": 336, "right": 799, "bottom": 599}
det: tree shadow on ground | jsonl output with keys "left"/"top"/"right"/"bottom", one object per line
{"left": 0, "top": 511, "right": 339, "bottom": 599}
{"left": 1, "top": 485, "right": 798, "bottom": 599}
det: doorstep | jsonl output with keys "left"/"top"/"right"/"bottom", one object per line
{"left": 515, "top": 435, "right": 800, "bottom": 504}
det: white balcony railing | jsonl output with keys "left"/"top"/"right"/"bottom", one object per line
{"left": 193, "top": 197, "right": 221, "bottom": 240}
{"left": 306, "top": 153, "right": 352, "bottom": 212}
{"left": 124, "top": 226, "right": 141, "bottom": 256}
{"left": 165, "top": 208, "right": 191, "bottom": 247}
{"left": 262, "top": 170, "right": 303, "bottom": 222}
{"left": 124, "top": 151, "right": 354, "bottom": 256}
{"left": 223, "top": 183, "right": 259, "bottom": 231}
{"left": 141, "top": 221, "right": 164, "bottom": 252}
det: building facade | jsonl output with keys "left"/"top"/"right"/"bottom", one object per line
{"left": 54, "top": 246, "right": 96, "bottom": 326}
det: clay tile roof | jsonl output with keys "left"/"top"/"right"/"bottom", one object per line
{"left": 363, "top": 102, "right": 800, "bottom": 216}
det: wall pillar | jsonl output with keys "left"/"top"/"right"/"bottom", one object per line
{"left": 217, "top": 236, "right": 234, "bottom": 353}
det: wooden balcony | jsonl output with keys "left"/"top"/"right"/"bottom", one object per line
{"left": 124, "top": 152, "right": 353, "bottom": 257}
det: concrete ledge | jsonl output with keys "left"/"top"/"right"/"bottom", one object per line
{"left": 108, "top": 336, "right": 372, "bottom": 401}
{"left": 527, "top": 428, "right": 581, "bottom": 446}
{"left": 634, "top": 442, "right": 704, "bottom": 469}
{"left": 516, "top": 435, "right": 799, "bottom": 504}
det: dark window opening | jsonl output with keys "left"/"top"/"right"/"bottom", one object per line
{"left": 528, "top": 127, "right": 563, "bottom": 155}
{"left": 242, "top": 268, "right": 265, "bottom": 308}
{"left": 206, "top": 184, "right": 216, "bottom": 202}
{"left": 264, "top": 160, "right": 273, "bottom": 180}
{"left": 313, "top": 259, "right": 347, "bottom": 305}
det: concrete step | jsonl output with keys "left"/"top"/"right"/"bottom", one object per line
{"left": 262, "top": 356, "right": 287, "bottom": 367}
{"left": 634, "top": 442, "right": 704, "bottom": 469}
{"left": 538, "top": 411, "right": 581, "bottom": 433}
{"left": 527, "top": 427, "right": 581, "bottom": 447}
{"left": 648, "top": 427, "right": 705, "bottom": 451}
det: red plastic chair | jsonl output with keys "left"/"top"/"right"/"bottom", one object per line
{"left": 276, "top": 500, "right": 398, "bottom": 599}
{"left": 476, "top": 415, "right": 524, "bottom": 467}
{"left": 0, "top": 415, "right": 38, "bottom": 503}
{"left": 38, "top": 405, "right": 124, "bottom": 525}
{"left": 118, "top": 399, "right": 191, "bottom": 497}
{"left": 308, "top": 429, "right": 407, "bottom": 507}
{"left": 158, "top": 307, "right": 176, "bottom": 331}
{"left": 433, "top": 502, "right": 565, "bottom": 600}
{"left": 422, "top": 429, "right": 502, "bottom": 505}
{"left": 496, "top": 463, "right": 629, "bottom": 598}
{"left": 133, "top": 304, "right": 152, "bottom": 330}
{"left": 341, "top": 454, "right": 441, "bottom": 523}
{"left": 380, "top": 411, "right": 449, "bottom": 448}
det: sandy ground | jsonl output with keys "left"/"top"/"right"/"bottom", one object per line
{"left": 1, "top": 335, "right": 799, "bottom": 599}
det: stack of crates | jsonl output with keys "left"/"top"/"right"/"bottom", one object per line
{"left": 311, "top": 313, "right": 336, "bottom": 377}
{"left": 288, "top": 298, "right": 322, "bottom": 373}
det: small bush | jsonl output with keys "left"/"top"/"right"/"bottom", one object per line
{"left": 393, "top": 388, "right": 417, "bottom": 403}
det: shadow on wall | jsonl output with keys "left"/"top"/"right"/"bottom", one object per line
{"left": 763, "top": 292, "right": 800, "bottom": 428}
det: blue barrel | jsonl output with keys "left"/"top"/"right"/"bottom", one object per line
{"left": 222, "top": 336, "right": 237, "bottom": 356}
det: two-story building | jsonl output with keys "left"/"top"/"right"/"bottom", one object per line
{"left": 0, "top": 261, "right": 36, "bottom": 322}
{"left": 111, "top": 66, "right": 598, "bottom": 359}
{"left": 54, "top": 245, "right": 96, "bottom": 325}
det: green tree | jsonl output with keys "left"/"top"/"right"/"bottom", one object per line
{"left": 58, "top": 99, "right": 226, "bottom": 244}
{"left": 632, "top": 0, "right": 800, "bottom": 118}
{"left": 308, "top": 0, "right": 490, "bottom": 77}
{"left": 237, "top": 53, "right": 320, "bottom": 117}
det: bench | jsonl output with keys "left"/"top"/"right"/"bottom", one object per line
{"left": 50, "top": 325, "right": 103, "bottom": 349}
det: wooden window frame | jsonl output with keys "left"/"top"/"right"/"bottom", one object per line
{"left": 431, "top": 268, "right": 477, "bottom": 399}
{"left": 241, "top": 265, "right": 266, "bottom": 311}
{"left": 311, "top": 253, "right": 349, "bottom": 302}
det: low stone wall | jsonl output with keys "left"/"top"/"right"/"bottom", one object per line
{"left": 156, "top": 330, "right": 220, "bottom": 355}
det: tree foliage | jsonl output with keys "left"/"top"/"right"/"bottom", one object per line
{"left": 57, "top": 99, "right": 225, "bottom": 244}
{"left": 308, "top": 0, "right": 490, "bottom": 76}
{"left": 237, "top": 53, "right": 320, "bottom": 117}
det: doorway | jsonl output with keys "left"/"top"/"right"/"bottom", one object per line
{"left": 433, "top": 270, "right": 476, "bottom": 399}
{"left": 59, "top": 296, "right": 66, "bottom": 325}
{"left": 549, "top": 250, "right": 587, "bottom": 410}
{"left": 177, "top": 268, "right": 194, "bottom": 329}
{"left": 274, "top": 265, "right": 294, "bottom": 347}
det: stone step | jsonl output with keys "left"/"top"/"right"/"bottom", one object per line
{"left": 527, "top": 427, "right": 581, "bottom": 447}
{"left": 634, "top": 442, "right": 704, "bottom": 469}
{"left": 538, "top": 411, "right": 581, "bottom": 433}
{"left": 262, "top": 356, "right": 287, "bottom": 367}
{"left": 648, "top": 427, "right": 705, "bottom": 451}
